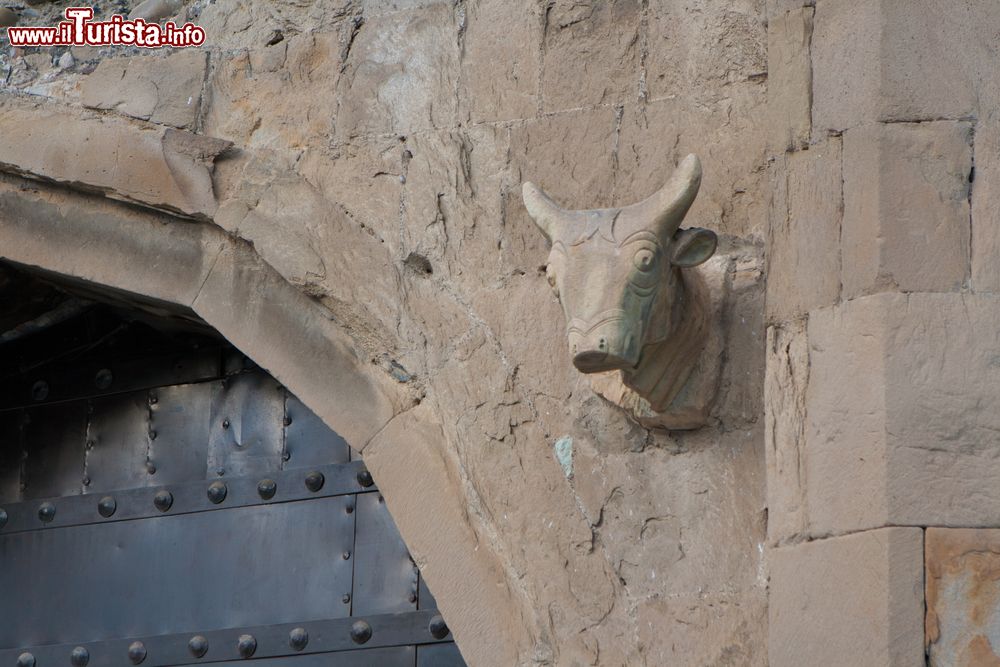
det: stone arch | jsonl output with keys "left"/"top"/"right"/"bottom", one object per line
{"left": 0, "top": 171, "right": 521, "bottom": 666}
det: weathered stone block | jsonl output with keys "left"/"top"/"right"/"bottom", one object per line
{"left": 926, "top": 528, "right": 1000, "bottom": 666}
{"left": 765, "top": 0, "right": 814, "bottom": 19}
{"left": 766, "top": 7, "right": 813, "bottom": 152}
{"left": 615, "top": 95, "right": 768, "bottom": 239}
{"left": 638, "top": 593, "right": 766, "bottom": 666}
{"left": 806, "top": 293, "right": 1000, "bottom": 535}
{"left": 402, "top": 125, "right": 509, "bottom": 286}
{"left": 972, "top": 121, "right": 1000, "bottom": 293}
{"left": 298, "top": 139, "right": 403, "bottom": 256}
{"left": 764, "top": 321, "right": 809, "bottom": 545}
{"left": 766, "top": 136, "right": 841, "bottom": 322}
{"left": 0, "top": 173, "right": 218, "bottom": 309}
{"left": 335, "top": 5, "right": 459, "bottom": 140}
{"left": 81, "top": 50, "right": 208, "bottom": 130}
{"left": 769, "top": 528, "right": 924, "bottom": 667}
{"left": 842, "top": 121, "right": 971, "bottom": 298}
{"left": 0, "top": 96, "right": 229, "bottom": 220}
{"left": 541, "top": 0, "right": 641, "bottom": 111}
{"left": 812, "top": 0, "right": 997, "bottom": 134}
{"left": 462, "top": 0, "right": 539, "bottom": 122}
{"left": 646, "top": 1, "right": 766, "bottom": 102}
{"left": 205, "top": 33, "right": 343, "bottom": 148}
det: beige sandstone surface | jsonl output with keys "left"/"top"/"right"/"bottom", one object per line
{"left": 0, "top": 1, "right": 770, "bottom": 665}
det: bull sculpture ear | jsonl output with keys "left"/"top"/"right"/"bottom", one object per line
{"left": 669, "top": 227, "right": 718, "bottom": 268}
{"left": 522, "top": 182, "right": 565, "bottom": 242}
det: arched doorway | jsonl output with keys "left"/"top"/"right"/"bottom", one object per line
{"left": 0, "top": 262, "right": 465, "bottom": 666}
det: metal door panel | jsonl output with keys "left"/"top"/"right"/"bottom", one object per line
{"left": 148, "top": 382, "right": 213, "bottom": 485}
{"left": 0, "top": 613, "right": 446, "bottom": 666}
{"left": 110, "top": 347, "right": 222, "bottom": 395}
{"left": 0, "top": 409, "right": 22, "bottom": 503}
{"left": 0, "top": 460, "right": 371, "bottom": 534}
{"left": 0, "top": 347, "right": 223, "bottom": 411}
{"left": 86, "top": 391, "right": 151, "bottom": 493}
{"left": 209, "top": 646, "right": 415, "bottom": 667}
{"left": 283, "top": 395, "right": 350, "bottom": 469}
{"left": 0, "top": 497, "right": 354, "bottom": 648}
{"left": 418, "top": 643, "right": 465, "bottom": 667}
{"left": 352, "top": 492, "right": 418, "bottom": 616}
{"left": 208, "top": 374, "right": 284, "bottom": 478}
{"left": 21, "top": 401, "right": 87, "bottom": 499}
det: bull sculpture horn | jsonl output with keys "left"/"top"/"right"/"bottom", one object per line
{"left": 522, "top": 154, "right": 703, "bottom": 242}
{"left": 622, "top": 153, "right": 703, "bottom": 237}
{"left": 521, "top": 182, "right": 566, "bottom": 242}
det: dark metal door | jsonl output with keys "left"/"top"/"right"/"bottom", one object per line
{"left": 0, "top": 301, "right": 465, "bottom": 667}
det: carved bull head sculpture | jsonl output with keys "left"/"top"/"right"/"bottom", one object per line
{"left": 523, "top": 154, "right": 719, "bottom": 416}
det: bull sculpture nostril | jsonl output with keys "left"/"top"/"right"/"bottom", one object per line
{"left": 599, "top": 337, "right": 607, "bottom": 350}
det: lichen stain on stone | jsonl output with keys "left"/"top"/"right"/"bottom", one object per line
{"left": 966, "top": 635, "right": 1000, "bottom": 666}
{"left": 553, "top": 435, "right": 573, "bottom": 479}
{"left": 926, "top": 529, "right": 1000, "bottom": 666}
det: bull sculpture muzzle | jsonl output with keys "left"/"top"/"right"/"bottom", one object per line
{"left": 523, "top": 154, "right": 720, "bottom": 418}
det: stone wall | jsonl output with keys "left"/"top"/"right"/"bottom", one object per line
{"left": 0, "top": 1, "right": 771, "bottom": 665}
{"left": 766, "top": 1, "right": 1000, "bottom": 665}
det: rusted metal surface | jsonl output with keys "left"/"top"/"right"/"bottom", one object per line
{"left": 926, "top": 528, "right": 1000, "bottom": 666}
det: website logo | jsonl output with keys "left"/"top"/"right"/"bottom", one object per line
{"left": 6, "top": 7, "right": 206, "bottom": 48}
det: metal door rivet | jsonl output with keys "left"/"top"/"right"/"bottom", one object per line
{"left": 188, "top": 635, "right": 208, "bottom": 659}
{"left": 70, "top": 646, "right": 90, "bottom": 667}
{"left": 288, "top": 627, "right": 308, "bottom": 652}
{"left": 222, "top": 419, "right": 230, "bottom": 430}
{"left": 428, "top": 615, "right": 450, "bottom": 640}
{"left": 408, "top": 592, "right": 417, "bottom": 603}
{"left": 127, "top": 641, "right": 146, "bottom": 665}
{"left": 31, "top": 380, "right": 48, "bottom": 402}
{"left": 342, "top": 593, "right": 351, "bottom": 604}
{"left": 237, "top": 634, "right": 256, "bottom": 659}
{"left": 357, "top": 469, "right": 374, "bottom": 488}
{"left": 38, "top": 502, "right": 55, "bottom": 523}
{"left": 350, "top": 620, "right": 372, "bottom": 645}
{"left": 283, "top": 416, "right": 292, "bottom": 427}
{"left": 257, "top": 479, "right": 277, "bottom": 500}
{"left": 98, "top": 496, "right": 117, "bottom": 518}
{"left": 304, "top": 471, "right": 325, "bottom": 492}
{"left": 94, "top": 369, "right": 113, "bottom": 390}
{"left": 342, "top": 551, "right": 351, "bottom": 560}
{"left": 0, "top": 508, "right": 7, "bottom": 529}
{"left": 82, "top": 476, "right": 90, "bottom": 487}
{"left": 346, "top": 504, "right": 354, "bottom": 514}
{"left": 146, "top": 462, "right": 157, "bottom": 475}
{"left": 86, "top": 440, "right": 95, "bottom": 451}
{"left": 207, "top": 481, "right": 228, "bottom": 504}
{"left": 153, "top": 490, "right": 173, "bottom": 512}
{"left": 15, "top": 652, "right": 34, "bottom": 667}
{"left": 281, "top": 452, "right": 291, "bottom": 462}
{"left": 148, "top": 430, "right": 157, "bottom": 441}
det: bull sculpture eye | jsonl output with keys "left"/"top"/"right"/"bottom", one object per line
{"left": 633, "top": 248, "right": 657, "bottom": 272}
{"left": 625, "top": 240, "right": 662, "bottom": 293}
